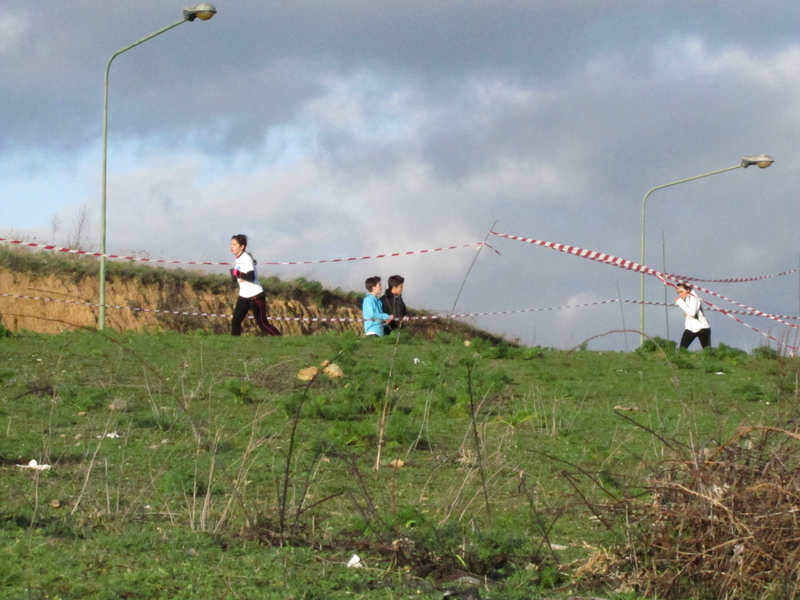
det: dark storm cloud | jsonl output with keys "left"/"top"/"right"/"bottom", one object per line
{"left": 4, "top": 1, "right": 796, "bottom": 156}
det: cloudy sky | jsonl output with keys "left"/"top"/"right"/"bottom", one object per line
{"left": 2, "top": 1, "right": 798, "bottom": 351}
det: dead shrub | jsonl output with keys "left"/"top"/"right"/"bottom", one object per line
{"left": 579, "top": 425, "right": 800, "bottom": 599}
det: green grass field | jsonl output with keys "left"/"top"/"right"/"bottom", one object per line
{"left": 0, "top": 328, "right": 796, "bottom": 599}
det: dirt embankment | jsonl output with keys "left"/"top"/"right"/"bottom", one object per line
{"left": 0, "top": 268, "right": 362, "bottom": 336}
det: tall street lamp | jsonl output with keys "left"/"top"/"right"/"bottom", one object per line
{"left": 99, "top": 4, "right": 217, "bottom": 330}
{"left": 639, "top": 155, "right": 773, "bottom": 340}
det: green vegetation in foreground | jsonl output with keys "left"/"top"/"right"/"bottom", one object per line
{"left": 0, "top": 330, "right": 797, "bottom": 599}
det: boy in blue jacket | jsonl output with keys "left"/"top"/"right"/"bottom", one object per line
{"left": 362, "top": 276, "right": 394, "bottom": 336}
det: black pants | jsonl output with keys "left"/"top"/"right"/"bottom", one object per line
{"left": 680, "top": 328, "right": 710, "bottom": 349}
{"left": 231, "top": 293, "right": 281, "bottom": 337}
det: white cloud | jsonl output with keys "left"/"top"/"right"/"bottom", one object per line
{"left": 654, "top": 36, "right": 800, "bottom": 94}
{"left": 0, "top": 13, "right": 29, "bottom": 54}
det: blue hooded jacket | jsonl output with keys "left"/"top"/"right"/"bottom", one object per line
{"left": 362, "top": 294, "right": 390, "bottom": 336}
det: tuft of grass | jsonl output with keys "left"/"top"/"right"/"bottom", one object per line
{"left": 61, "top": 386, "right": 110, "bottom": 411}
{"left": 753, "top": 345, "right": 779, "bottom": 360}
{"left": 636, "top": 336, "right": 677, "bottom": 355}
{"left": 223, "top": 378, "right": 254, "bottom": 403}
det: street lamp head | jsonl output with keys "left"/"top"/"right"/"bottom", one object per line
{"left": 184, "top": 3, "right": 217, "bottom": 21}
{"left": 741, "top": 154, "right": 774, "bottom": 169}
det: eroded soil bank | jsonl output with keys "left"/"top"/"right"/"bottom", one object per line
{"left": 0, "top": 268, "right": 362, "bottom": 336}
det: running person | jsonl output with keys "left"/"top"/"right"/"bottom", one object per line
{"left": 675, "top": 282, "right": 710, "bottom": 349}
{"left": 229, "top": 234, "right": 281, "bottom": 337}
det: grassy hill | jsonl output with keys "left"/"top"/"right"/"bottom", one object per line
{"left": 1, "top": 318, "right": 798, "bottom": 598}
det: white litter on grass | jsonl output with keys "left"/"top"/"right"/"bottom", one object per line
{"left": 716, "top": 372, "right": 725, "bottom": 375}
{"left": 96, "top": 431, "right": 121, "bottom": 439}
{"left": 346, "top": 554, "right": 364, "bottom": 568}
{"left": 17, "top": 459, "right": 51, "bottom": 471}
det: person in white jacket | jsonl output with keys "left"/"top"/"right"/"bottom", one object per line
{"left": 675, "top": 282, "right": 710, "bottom": 349}
{"left": 229, "top": 234, "right": 281, "bottom": 337}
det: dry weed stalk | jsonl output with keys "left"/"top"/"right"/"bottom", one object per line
{"left": 70, "top": 414, "right": 119, "bottom": 516}
{"left": 375, "top": 331, "right": 402, "bottom": 470}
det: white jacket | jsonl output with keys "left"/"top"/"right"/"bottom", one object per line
{"left": 676, "top": 292, "right": 710, "bottom": 332}
{"left": 234, "top": 252, "right": 264, "bottom": 299}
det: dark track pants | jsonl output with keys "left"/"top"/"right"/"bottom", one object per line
{"left": 231, "top": 292, "right": 281, "bottom": 336}
{"left": 679, "top": 328, "right": 710, "bottom": 349}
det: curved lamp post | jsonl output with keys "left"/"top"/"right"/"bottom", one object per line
{"left": 99, "top": 4, "right": 217, "bottom": 330}
{"left": 639, "top": 154, "right": 773, "bottom": 340}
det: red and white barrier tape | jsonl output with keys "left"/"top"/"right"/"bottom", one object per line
{"left": 491, "top": 231, "right": 799, "bottom": 325}
{"left": 663, "top": 269, "right": 800, "bottom": 284}
{"left": 491, "top": 231, "right": 800, "bottom": 350}
{"left": 4, "top": 292, "right": 797, "bottom": 350}
{"left": 700, "top": 307, "right": 799, "bottom": 320}
{"left": 709, "top": 306, "right": 796, "bottom": 351}
{"left": 491, "top": 231, "right": 681, "bottom": 279}
{"left": 489, "top": 232, "right": 798, "bottom": 284}
{"left": 5, "top": 232, "right": 790, "bottom": 283}
{"left": 3, "top": 291, "right": 797, "bottom": 324}
{"left": 1, "top": 292, "right": 619, "bottom": 322}
{"left": 0, "top": 237, "right": 485, "bottom": 266}
{"left": 1, "top": 293, "right": 232, "bottom": 319}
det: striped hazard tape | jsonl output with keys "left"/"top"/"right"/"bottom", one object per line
{"left": 491, "top": 230, "right": 799, "bottom": 325}
{"left": 489, "top": 231, "right": 798, "bottom": 284}
{"left": 3, "top": 291, "right": 798, "bottom": 324}
{"left": 0, "top": 237, "right": 486, "bottom": 267}
{"left": 4, "top": 232, "right": 790, "bottom": 282}
{"left": 491, "top": 231, "right": 800, "bottom": 350}
{"left": 1, "top": 292, "right": 621, "bottom": 322}
{"left": 4, "top": 292, "right": 797, "bottom": 351}
{"left": 666, "top": 270, "right": 800, "bottom": 284}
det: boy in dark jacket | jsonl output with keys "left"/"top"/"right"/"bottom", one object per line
{"left": 381, "top": 274, "right": 407, "bottom": 333}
